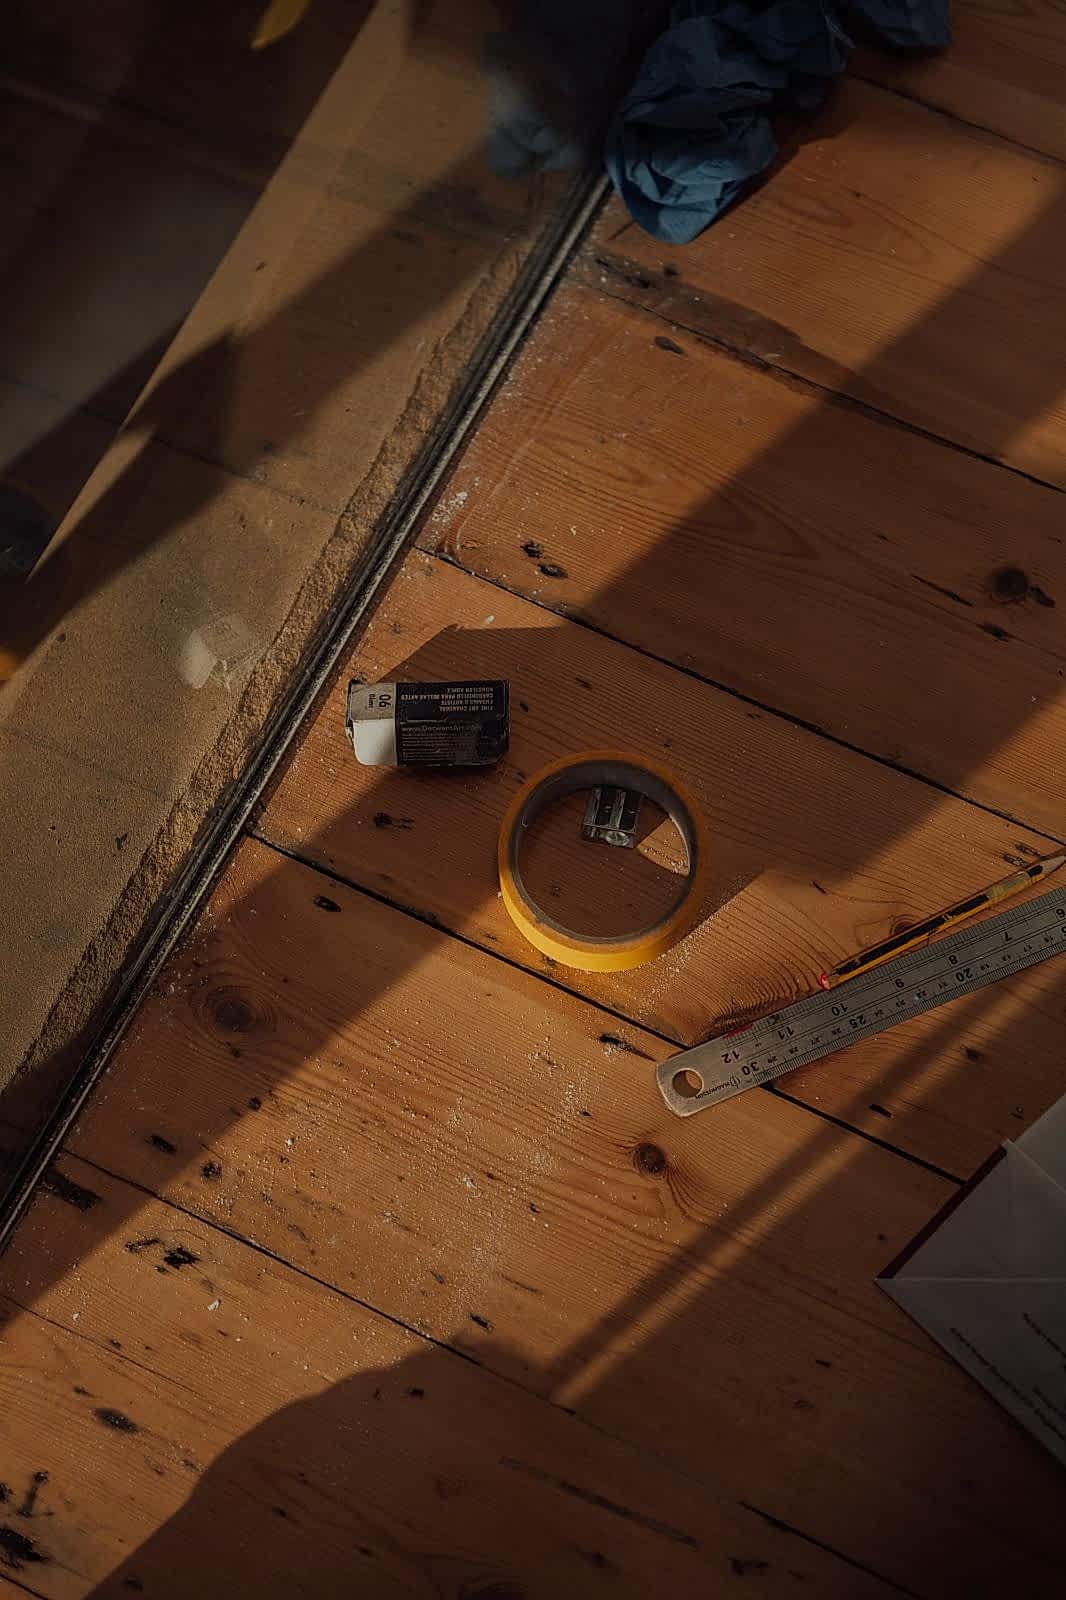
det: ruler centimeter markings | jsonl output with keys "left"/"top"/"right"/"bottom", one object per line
{"left": 656, "top": 885, "right": 1066, "bottom": 1117}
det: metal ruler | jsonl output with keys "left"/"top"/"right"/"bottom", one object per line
{"left": 657, "top": 884, "right": 1066, "bottom": 1117}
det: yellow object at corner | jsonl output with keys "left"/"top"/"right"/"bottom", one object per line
{"left": 251, "top": 0, "right": 313, "bottom": 49}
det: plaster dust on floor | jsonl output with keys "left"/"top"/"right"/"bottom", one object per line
{"left": 0, "top": 0, "right": 572, "bottom": 1181}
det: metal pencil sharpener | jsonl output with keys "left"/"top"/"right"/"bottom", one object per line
{"left": 581, "top": 784, "right": 643, "bottom": 849}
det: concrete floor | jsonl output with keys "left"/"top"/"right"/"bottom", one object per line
{"left": 0, "top": 0, "right": 568, "bottom": 1180}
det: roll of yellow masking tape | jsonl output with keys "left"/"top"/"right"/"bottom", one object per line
{"left": 498, "top": 750, "right": 708, "bottom": 972}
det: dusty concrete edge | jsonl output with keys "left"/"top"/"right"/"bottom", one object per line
{"left": 0, "top": 167, "right": 609, "bottom": 1239}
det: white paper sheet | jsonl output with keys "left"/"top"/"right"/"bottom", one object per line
{"left": 880, "top": 1094, "right": 1066, "bottom": 1464}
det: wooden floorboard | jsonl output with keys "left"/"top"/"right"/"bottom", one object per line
{"left": 0, "top": 1577, "right": 45, "bottom": 1599}
{"left": 858, "top": 0, "right": 1066, "bottom": 163}
{"left": 16, "top": 837, "right": 1060, "bottom": 1594}
{"left": 260, "top": 551, "right": 1065, "bottom": 1177}
{"left": 3, "top": 1157, "right": 832, "bottom": 1599}
{"left": 592, "top": 78, "right": 1066, "bottom": 488}
{"left": 418, "top": 280, "right": 1066, "bottom": 833}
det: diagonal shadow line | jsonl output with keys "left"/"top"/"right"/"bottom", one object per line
{"left": 4, "top": 52, "right": 1066, "bottom": 1600}
{"left": 0, "top": 0, "right": 672, "bottom": 1186}
{"left": 0, "top": 0, "right": 664, "bottom": 664}
{"left": 0, "top": 143, "right": 555, "bottom": 665}
{"left": 0, "top": 0, "right": 382, "bottom": 530}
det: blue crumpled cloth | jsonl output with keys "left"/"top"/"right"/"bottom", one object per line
{"left": 606, "top": 0, "right": 951, "bottom": 241}
{"left": 487, "top": 1, "right": 950, "bottom": 242}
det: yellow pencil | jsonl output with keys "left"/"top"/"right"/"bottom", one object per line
{"left": 819, "top": 849, "right": 1066, "bottom": 990}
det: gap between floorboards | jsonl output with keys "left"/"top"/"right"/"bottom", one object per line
{"left": 581, "top": 260, "right": 1066, "bottom": 507}
{"left": 247, "top": 827, "right": 966, "bottom": 1185}
{"left": 12, "top": 1152, "right": 921, "bottom": 1599}
{"left": 418, "top": 544, "right": 1065, "bottom": 852}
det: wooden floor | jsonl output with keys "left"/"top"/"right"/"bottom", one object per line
{"left": 4, "top": 10, "right": 1066, "bottom": 1595}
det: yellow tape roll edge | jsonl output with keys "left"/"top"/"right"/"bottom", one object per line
{"left": 498, "top": 749, "right": 708, "bottom": 972}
